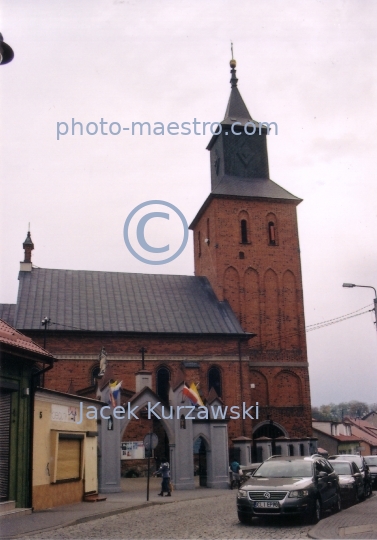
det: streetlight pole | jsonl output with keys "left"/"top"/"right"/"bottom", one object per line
{"left": 342, "top": 283, "right": 377, "bottom": 333}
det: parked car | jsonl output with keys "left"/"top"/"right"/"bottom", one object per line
{"left": 236, "top": 455, "right": 341, "bottom": 525}
{"left": 240, "top": 463, "right": 262, "bottom": 481}
{"left": 328, "top": 455, "right": 372, "bottom": 498}
{"left": 330, "top": 460, "right": 364, "bottom": 505}
{"left": 364, "top": 456, "right": 377, "bottom": 489}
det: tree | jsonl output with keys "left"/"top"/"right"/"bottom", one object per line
{"left": 312, "top": 401, "right": 373, "bottom": 422}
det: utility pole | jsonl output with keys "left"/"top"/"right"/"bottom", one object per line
{"left": 41, "top": 316, "right": 51, "bottom": 348}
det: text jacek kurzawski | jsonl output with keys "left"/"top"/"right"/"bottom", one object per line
{"left": 76, "top": 402, "right": 259, "bottom": 424}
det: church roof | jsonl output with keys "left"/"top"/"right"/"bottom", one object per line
{"left": 189, "top": 177, "right": 301, "bottom": 229}
{"left": 212, "top": 175, "right": 301, "bottom": 201}
{"left": 11, "top": 268, "right": 249, "bottom": 336}
{"left": 0, "top": 303, "right": 16, "bottom": 326}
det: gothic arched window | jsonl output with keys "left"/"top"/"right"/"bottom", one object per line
{"left": 240, "top": 219, "right": 248, "bottom": 244}
{"left": 156, "top": 366, "right": 170, "bottom": 404}
{"left": 268, "top": 221, "right": 276, "bottom": 245}
{"left": 208, "top": 366, "right": 222, "bottom": 397}
{"left": 91, "top": 365, "right": 101, "bottom": 385}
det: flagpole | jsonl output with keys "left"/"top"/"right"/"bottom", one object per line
{"left": 146, "top": 433, "right": 151, "bottom": 501}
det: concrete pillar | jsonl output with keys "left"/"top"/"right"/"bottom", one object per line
{"left": 232, "top": 436, "right": 253, "bottom": 467}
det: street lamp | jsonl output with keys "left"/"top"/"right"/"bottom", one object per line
{"left": 342, "top": 283, "right": 377, "bottom": 332}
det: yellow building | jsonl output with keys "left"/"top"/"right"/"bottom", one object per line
{"left": 33, "top": 388, "right": 103, "bottom": 510}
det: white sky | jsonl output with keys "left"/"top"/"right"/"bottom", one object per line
{"left": 1, "top": 0, "right": 376, "bottom": 406}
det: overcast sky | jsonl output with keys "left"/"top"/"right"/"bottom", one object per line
{"left": 1, "top": 0, "right": 376, "bottom": 406}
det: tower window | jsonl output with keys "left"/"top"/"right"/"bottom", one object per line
{"left": 239, "top": 252, "right": 245, "bottom": 259}
{"left": 198, "top": 232, "right": 201, "bottom": 257}
{"left": 240, "top": 220, "right": 248, "bottom": 244}
{"left": 156, "top": 367, "right": 170, "bottom": 404}
{"left": 208, "top": 366, "right": 222, "bottom": 397}
{"left": 268, "top": 222, "right": 276, "bottom": 245}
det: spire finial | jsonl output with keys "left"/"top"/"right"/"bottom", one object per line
{"left": 229, "top": 42, "right": 238, "bottom": 87}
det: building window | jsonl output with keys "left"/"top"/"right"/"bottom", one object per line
{"left": 239, "top": 251, "right": 245, "bottom": 259}
{"left": 288, "top": 444, "right": 294, "bottom": 456}
{"left": 299, "top": 443, "right": 305, "bottom": 456}
{"left": 208, "top": 366, "right": 222, "bottom": 397}
{"left": 240, "top": 220, "right": 248, "bottom": 244}
{"left": 90, "top": 365, "right": 101, "bottom": 386}
{"left": 52, "top": 433, "right": 84, "bottom": 483}
{"left": 198, "top": 232, "right": 201, "bottom": 257}
{"left": 268, "top": 222, "right": 276, "bottom": 245}
{"left": 156, "top": 367, "right": 170, "bottom": 404}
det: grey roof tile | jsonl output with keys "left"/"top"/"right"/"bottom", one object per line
{"left": 14, "top": 268, "right": 247, "bottom": 335}
{"left": 212, "top": 175, "right": 301, "bottom": 201}
{"left": 0, "top": 304, "right": 16, "bottom": 325}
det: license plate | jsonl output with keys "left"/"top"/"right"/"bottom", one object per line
{"left": 254, "top": 501, "right": 279, "bottom": 508}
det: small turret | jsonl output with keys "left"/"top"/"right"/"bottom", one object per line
{"left": 20, "top": 229, "right": 34, "bottom": 272}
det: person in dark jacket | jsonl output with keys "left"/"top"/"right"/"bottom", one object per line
{"left": 153, "top": 458, "right": 171, "bottom": 496}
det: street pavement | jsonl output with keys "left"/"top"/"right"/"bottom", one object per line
{"left": 1, "top": 478, "right": 376, "bottom": 539}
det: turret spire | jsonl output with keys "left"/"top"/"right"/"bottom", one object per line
{"left": 230, "top": 42, "right": 238, "bottom": 88}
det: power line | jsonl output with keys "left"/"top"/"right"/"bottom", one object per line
{"left": 306, "top": 304, "right": 373, "bottom": 328}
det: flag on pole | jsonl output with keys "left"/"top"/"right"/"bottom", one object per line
{"left": 109, "top": 380, "right": 122, "bottom": 407}
{"left": 182, "top": 382, "right": 204, "bottom": 407}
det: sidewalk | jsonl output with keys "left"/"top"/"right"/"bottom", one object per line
{"left": 0, "top": 478, "right": 229, "bottom": 539}
{"left": 309, "top": 493, "right": 377, "bottom": 539}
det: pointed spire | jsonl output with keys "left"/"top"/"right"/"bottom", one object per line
{"left": 230, "top": 42, "right": 238, "bottom": 88}
{"left": 222, "top": 51, "right": 253, "bottom": 126}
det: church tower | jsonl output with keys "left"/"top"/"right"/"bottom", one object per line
{"left": 190, "top": 57, "right": 312, "bottom": 441}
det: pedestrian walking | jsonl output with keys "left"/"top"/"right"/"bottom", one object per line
{"left": 230, "top": 460, "right": 242, "bottom": 490}
{"left": 153, "top": 457, "right": 171, "bottom": 496}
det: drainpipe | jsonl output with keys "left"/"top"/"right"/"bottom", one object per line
{"left": 238, "top": 339, "right": 245, "bottom": 436}
{"left": 29, "top": 361, "right": 54, "bottom": 510}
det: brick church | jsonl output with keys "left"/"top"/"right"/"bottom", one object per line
{"left": 0, "top": 59, "right": 314, "bottom": 463}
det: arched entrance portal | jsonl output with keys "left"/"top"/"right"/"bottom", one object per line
{"left": 252, "top": 421, "right": 287, "bottom": 462}
{"left": 120, "top": 412, "right": 170, "bottom": 479}
{"left": 193, "top": 436, "right": 208, "bottom": 487}
{"left": 98, "top": 384, "right": 230, "bottom": 492}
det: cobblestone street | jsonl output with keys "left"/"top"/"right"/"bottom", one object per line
{"left": 24, "top": 492, "right": 311, "bottom": 539}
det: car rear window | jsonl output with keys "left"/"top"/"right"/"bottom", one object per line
{"left": 331, "top": 462, "right": 352, "bottom": 475}
{"left": 365, "top": 457, "right": 377, "bottom": 466}
{"left": 330, "top": 456, "right": 363, "bottom": 469}
{"left": 253, "top": 460, "right": 313, "bottom": 478}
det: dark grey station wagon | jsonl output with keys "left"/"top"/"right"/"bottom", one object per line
{"left": 237, "top": 456, "right": 341, "bottom": 525}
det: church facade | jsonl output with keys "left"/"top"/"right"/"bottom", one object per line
{"left": 0, "top": 59, "right": 315, "bottom": 463}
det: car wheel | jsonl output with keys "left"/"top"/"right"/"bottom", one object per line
{"left": 238, "top": 511, "right": 253, "bottom": 525}
{"left": 333, "top": 491, "right": 342, "bottom": 513}
{"left": 308, "top": 498, "right": 321, "bottom": 524}
{"left": 364, "top": 483, "right": 372, "bottom": 498}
